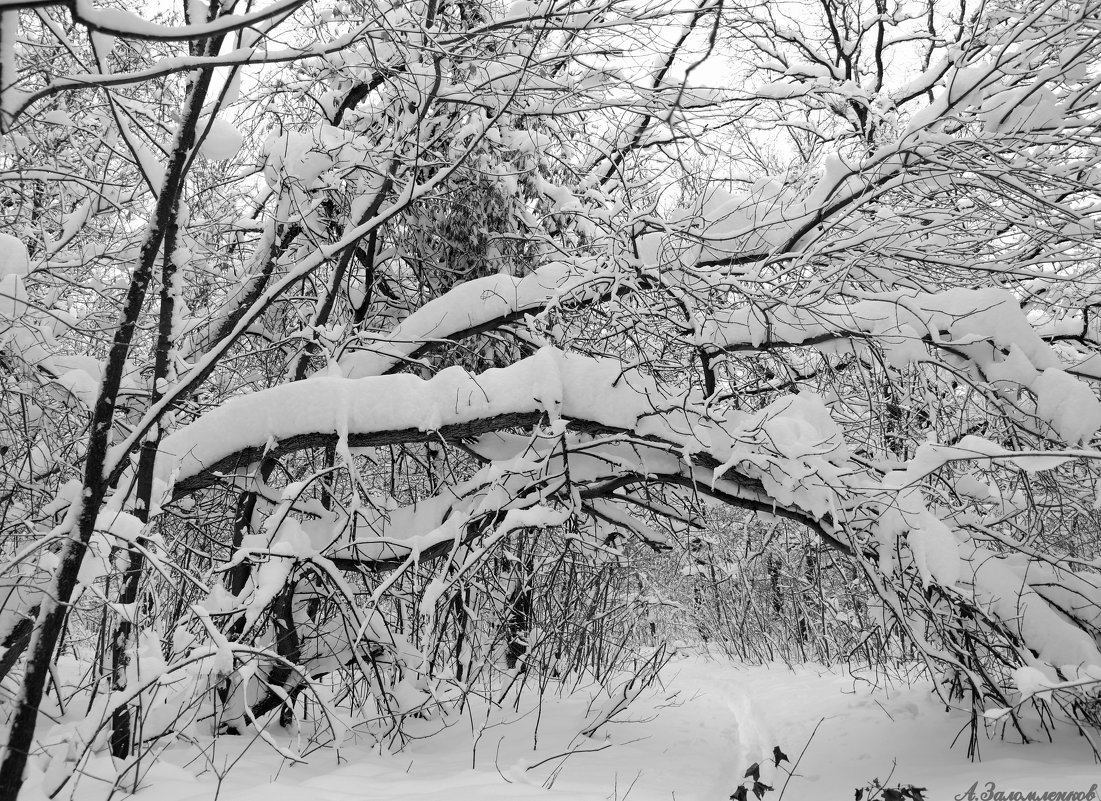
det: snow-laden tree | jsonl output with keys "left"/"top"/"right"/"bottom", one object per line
{"left": 2, "top": 0, "right": 1101, "bottom": 795}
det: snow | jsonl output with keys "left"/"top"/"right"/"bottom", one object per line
{"left": 263, "top": 130, "right": 334, "bottom": 189}
{"left": 94, "top": 509, "right": 145, "bottom": 543}
{"left": 0, "top": 10, "right": 22, "bottom": 123}
{"left": 152, "top": 348, "right": 657, "bottom": 492}
{"left": 984, "top": 343, "right": 1039, "bottom": 387}
{"left": 26, "top": 654, "right": 1101, "bottom": 801}
{"left": 1032, "top": 368, "right": 1101, "bottom": 444}
{"left": 1013, "top": 666, "right": 1054, "bottom": 699}
{"left": 0, "top": 232, "right": 30, "bottom": 278}
{"left": 7, "top": 6, "right": 1101, "bottom": 797}
{"left": 53, "top": 367, "right": 99, "bottom": 408}
{"left": 907, "top": 513, "right": 962, "bottom": 587}
{"left": 340, "top": 263, "right": 596, "bottom": 378}
{"left": 132, "top": 134, "right": 167, "bottom": 191}
{"left": 962, "top": 543, "right": 1101, "bottom": 671}
{"left": 198, "top": 118, "right": 243, "bottom": 161}
{"left": 893, "top": 436, "right": 1075, "bottom": 484}
{"left": 699, "top": 287, "right": 1063, "bottom": 382}
{"left": 0, "top": 272, "right": 29, "bottom": 327}
{"left": 760, "top": 392, "right": 848, "bottom": 460}
{"left": 261, "top": 125, "right": 381, "bottom": 194}
{"left": 70, "top": 0, "right": 303, "bottom": 40}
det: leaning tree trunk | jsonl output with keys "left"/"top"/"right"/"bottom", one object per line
{"left": 0, "top": 46, "right": 219, "bottom": 801}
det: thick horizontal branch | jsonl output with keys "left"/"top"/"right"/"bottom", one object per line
{"left": 170, "top": 411, "right": 545, "bottom": 497}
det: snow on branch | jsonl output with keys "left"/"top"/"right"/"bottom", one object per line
{"left": 700, "top": 287, "right": 1101, "bottom": 444}
{"left": 339, "top": 260, "right": 611, "bottom": 378}
{"left": 154, "top": 347, "right": 659, "bottom": 496}
{"left": 69, "top": 0, "right": 306, "bottom": 42}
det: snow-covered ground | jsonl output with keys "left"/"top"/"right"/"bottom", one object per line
{"left": 56, "top": 652, "right": 1091, "bottom": 801}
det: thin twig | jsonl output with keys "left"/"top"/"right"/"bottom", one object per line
{"left": 777, "top": 717, "right": 827, "bottom": 801}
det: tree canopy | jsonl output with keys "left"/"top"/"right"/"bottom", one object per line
{"left": 2, "top": 0, "right": 1101, "bottom": 795}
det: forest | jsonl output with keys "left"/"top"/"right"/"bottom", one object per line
{"left": 1, "top": 0, "right": 1101, "bottom": 797}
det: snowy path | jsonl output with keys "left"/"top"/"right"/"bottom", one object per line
{"left": 130, "top": 655, "right": 1100, "bottom": 801}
